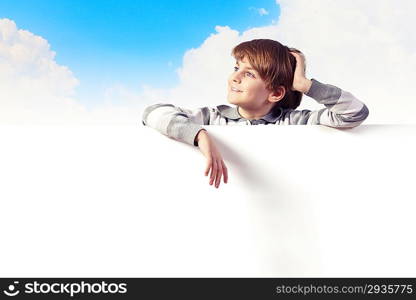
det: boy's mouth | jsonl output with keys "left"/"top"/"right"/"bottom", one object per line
{"left": 230, "top": 86, "right": 243, "bottom": 92}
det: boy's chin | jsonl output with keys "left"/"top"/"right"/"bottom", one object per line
{"left": 226, "top": 95, "right": 238, "bottom": 105}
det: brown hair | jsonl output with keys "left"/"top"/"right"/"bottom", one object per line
{"left": 231, "top": 39, "right": 303, "bottom": 110}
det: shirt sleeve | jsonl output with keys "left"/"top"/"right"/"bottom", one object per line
{"left": 141, "top": 103, "right": 212, "bottom": 147}
{"left": 285, "top": 78, "right": 369, "bottom": 128}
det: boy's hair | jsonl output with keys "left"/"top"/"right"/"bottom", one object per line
{"left": 231, "top": 39, "right": 303, "bottom": 110}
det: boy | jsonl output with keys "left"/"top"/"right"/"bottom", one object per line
{"left": 142, "top": 39, "right": 369, "bottom": 189}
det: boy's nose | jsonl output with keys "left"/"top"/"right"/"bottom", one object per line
{"left": 232, "top": 75, "right": 241, "bottom": 83}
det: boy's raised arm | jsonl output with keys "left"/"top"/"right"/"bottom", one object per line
{"left": 141, "top": 103, "right": 211, "bottom": 146}
{"left": 287, "top": 51, "right": 369, "bottom": 128}
{"left": 286, "top": 78, "right": 369, "bottom": 128}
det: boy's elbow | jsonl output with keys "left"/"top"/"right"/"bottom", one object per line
{"left": 338, "top": 104, "right": 369, "bottom": 128}
{"left": 141, "top": 102, "right": 170, "bottom": 126}
{"left": 354, "top": 103, "right": 369, "bottom": 123}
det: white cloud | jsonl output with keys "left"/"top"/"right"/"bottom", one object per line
{"left": 0, "top": 19, "right": 90, "bottom": 124}
{"left": 248, "top": 6, "right": 269, "bottom": 16}
{"left": 1, "top": 0, "right": 416, "bottom": 125}
{"left": 249, "top": 7, "right": 269, "bottom": 16}
{"left": 0, "top": 18, "right": 141, "bottom": 124}
{"left": 258, "top": 8, "right": 269, "bottom": 16}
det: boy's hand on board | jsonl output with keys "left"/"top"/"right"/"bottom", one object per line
{"left": 289, "top": 51, "right": 312, "bottom": 94}
{"left": 195, "top": 129, "right": 228, "bottom": 189}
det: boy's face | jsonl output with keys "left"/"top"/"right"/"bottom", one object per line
{"left": 227, "top": 56, "right": 273, "bottom": 110}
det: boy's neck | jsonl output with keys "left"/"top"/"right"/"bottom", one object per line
{"left": 237, "top": 105, "right": 273, "bottom": 120}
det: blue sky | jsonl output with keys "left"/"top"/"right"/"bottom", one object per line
{"left": 0, "top": 0, "right": 280, "bottom": 105}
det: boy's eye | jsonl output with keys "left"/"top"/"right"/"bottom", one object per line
{"left": 233, "top": 66, "right": 254, "bottom": 78}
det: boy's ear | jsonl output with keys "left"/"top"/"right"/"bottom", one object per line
{"left": 268, "top": 86, "right": 286, "bottom": 103}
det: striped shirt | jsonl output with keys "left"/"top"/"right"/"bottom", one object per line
{"left": 142, "top": 78, "right": 369, "bottom": 146}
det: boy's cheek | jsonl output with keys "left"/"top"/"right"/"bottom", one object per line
{"left": 227, "top": 93, "right": 239, "bottom": 103}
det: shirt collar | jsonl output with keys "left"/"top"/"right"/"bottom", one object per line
{"left": 217, "top": 105, "right": 284, "bottom": 123}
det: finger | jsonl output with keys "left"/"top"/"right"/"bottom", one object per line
{"left": 291, "top": 52, "right": 305, "bottom": 63}
{"left": 221, "top": 160, "right": 228, "bottom": 184}
{"left": 215, "top": 161, "right": 222, "bottom": 188}
{"left": 210, "top": 160, "right": 217, "bottom": 185}
{"left": 289, "top": 51, "right": 299, "bottom": 58}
